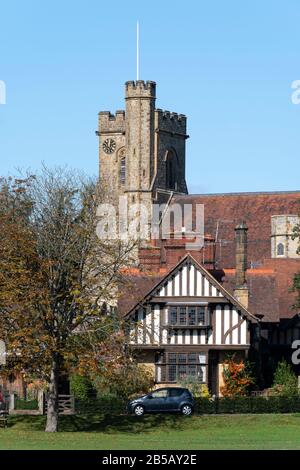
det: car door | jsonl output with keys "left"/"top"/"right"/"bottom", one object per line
{"left": 167, "top": 388, "right": 184, "bottom": 410}
{"left": 146, "top": 389, "right": 169, "bottom": 412}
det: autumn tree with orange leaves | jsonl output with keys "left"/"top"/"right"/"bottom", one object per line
{"left": 221, "top": 354, "right": 254, "bottom": 397}
{"left": 0, "top": 168, "right": 136, "bottom": 432}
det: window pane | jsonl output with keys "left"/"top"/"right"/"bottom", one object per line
{"left": 168, "top": 353, "right": 176, "bottom": 364}
{"left": 188, "top": 365, "right": 197, "bottom": 376}
{"left": 168, "top": 365, "right": 176, "bottom": 382}
{"left": 169, "top": 388, "right": 183, "bottom": 397}
{"left": 198, "top": 365, "right": 206, "bottom": 383}
{"left": 188, "top": 353, "right": 197, "bottom": 363}
{"left": 197, "top": 307, "right": 205, "bottom": 325}
{"left": 152, "top": 389, "right": 168, "bottom": 398}
{"left": 179, "top": 307, "right": 186, "bottom": 325}
{"left": 156, "top": 353, "right": 163, "bottom": 364}
{"left": 156, "top": 366, "right": 162, "bottom": 382}
{"left": 161, "top": 366, "right": 166, "bottom": 382}
{"left": 178, "top": 353, "right": 187, "bottom": 364}
{"left": 178, "top": 365, "right": 187, "bottom": 379}
{"left": 199, "top": 353, "right": 206, "bottom": 364}
{"left": 169, "top": 307, "right": 177, "bottom": 325}
{"left": 277, "top": 243, "right": 284, "bottom": 256}
{"left": 188, "top": 307, "right": 196, "bottom": 325}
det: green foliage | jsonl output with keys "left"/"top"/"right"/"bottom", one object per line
{"left": 76, "top": 394, "right": 126, "bottom": 415}
{"left": 271, "top": 360, "right": 299, "bottom": 397}
{"left": 70, "top": 374, "right": 96, "bottom": 401}
{"left": 179, "top": 376, "right": 211, "bottom": 398}
{"left": 194, "top": 396, "right": 300, "bottom": 414}
{"left": 92, "top": 362, "right": 155, "bottom": 399}
{"left": 15, "top": 398, "right": 38, "bottom": 410}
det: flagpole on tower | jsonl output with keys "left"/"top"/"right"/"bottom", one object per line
{"left": 136, "top": 20, "right": 140, "bottom": 81}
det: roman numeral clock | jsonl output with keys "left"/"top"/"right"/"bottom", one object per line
{"left": 102, "top": 138, "right": 116, "bottom": 154}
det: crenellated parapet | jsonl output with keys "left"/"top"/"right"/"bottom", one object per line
{"left": 98, "top": 110, "right": 126, "bottom": 134}
{"left": 155, "top": 108, "right": 187, "bottom": 136}
{"left": 125, "top": 80, "right": 156, "bottom": 99}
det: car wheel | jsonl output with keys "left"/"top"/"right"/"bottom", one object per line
{"left": 181, "top": 404, "right": 193, "bottom": 416}
{"left": 133, "top": 405, "right": 145, "bottom": 416}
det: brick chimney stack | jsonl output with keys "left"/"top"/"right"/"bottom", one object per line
{"left": 234, "top": 221, "right": 249, "bottom": 308}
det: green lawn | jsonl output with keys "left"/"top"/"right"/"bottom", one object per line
{"left": 1, "top": 413, "right": 300, "bottom": 450}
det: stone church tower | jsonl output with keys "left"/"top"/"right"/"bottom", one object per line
{"left": 97, "top": 80, "right": 188, "bottom": 219}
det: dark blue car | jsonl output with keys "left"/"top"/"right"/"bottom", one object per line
{"left": 128, "top": 387, "right": 194, "bottom": 416}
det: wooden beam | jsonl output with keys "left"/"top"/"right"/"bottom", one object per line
{"left": 150, "top": 296, "right": 229, "bottom": 304}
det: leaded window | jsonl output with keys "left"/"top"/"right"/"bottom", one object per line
{"left": 156, "top": 352, "right": 207, "bottom": 383}
{"left": 179, "top": 307, "right": 187, "bottom": 325}
{"left": 167, "top": 306, "right": 209, "bottom": 326}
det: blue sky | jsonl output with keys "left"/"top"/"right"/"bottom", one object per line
{"left": 0, "top": 0, "right": 300, "bottom": 194}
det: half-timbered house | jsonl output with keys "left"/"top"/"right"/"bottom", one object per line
{"left": 122, "top": 254, "right": 259, "bottom": 396}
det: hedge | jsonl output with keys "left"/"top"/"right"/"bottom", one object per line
{"left": 194, "top": 396, "right": 300, "bottom": 414}
{"left": 15, "top": 398, "right": 38, "bottom": 411}
{"left": 76, "top": 395, "right": 300, "bottom": 415}
{"left": 76, "top": 396, "right": 127, "bottom": 415}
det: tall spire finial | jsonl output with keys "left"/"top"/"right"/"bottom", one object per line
{"left": 136, "top": 20, "right": 140, "bottom": 81}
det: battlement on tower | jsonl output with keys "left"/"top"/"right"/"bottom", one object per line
{"left": 155, "top": 108, "right": 187, "bottom": 135}
{"left": 125, "top": 80, "right": 156, "bottom": 99}
{"left": 98, "top": 110, "right": 126, "bottom": 134}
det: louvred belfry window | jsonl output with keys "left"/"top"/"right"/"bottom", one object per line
{"left": 120, "top": 156, "right": 126, "bottom": 185}
{"left": 166, "top": 150, "right": 178, "bottom": 190}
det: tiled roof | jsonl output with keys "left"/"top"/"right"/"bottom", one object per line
{"left": 118, "top": 260, "right": 298, "bottom": 322}
{"left": 118, "top": 272, "right": 163, "bottom": 316}
{"left": 119, "top": 191, "right": 300, "bottom": 322}
{"left": 172, "top": 191, "right": 300, "bottom": 269}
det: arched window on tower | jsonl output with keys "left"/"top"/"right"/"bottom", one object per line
{"left": 166, "top": 150, "right": 178, "bottom": 190}
{"left": 277, "top": 242, "right": 284, "bottom": 256}
{"left": 120, "top": 156, "right": 126, "bottom": 185}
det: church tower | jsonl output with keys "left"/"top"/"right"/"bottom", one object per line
{"left": 124, "top": 80, "right": 156, "bottom": 210}
{"left": 97, "top": 80, "right": 188, "bottom": 234}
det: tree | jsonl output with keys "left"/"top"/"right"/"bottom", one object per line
{"left": 179, "top": 376, "right": 211, "bottom": 398}
{"left": 221, "top": 354, "right": 254, "bottom": 397}
{"left": 92, "top": 360, "right": 155, "bottom": 400}
{"left": 271, "top": 360, "right": 298, "bottom": 397}
{"left": 0, "top": 167, "right": 136, "bottom": 432}
{"left": 70, "top": 374, "right": 97, "bottom": 401}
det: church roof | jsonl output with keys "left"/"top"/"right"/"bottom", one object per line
{"left": 172, "top": 190, "right": 300, "bottom": 269}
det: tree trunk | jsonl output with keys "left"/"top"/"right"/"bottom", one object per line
{"left": 45, "top": 357, "right": 60, "bottom": 432}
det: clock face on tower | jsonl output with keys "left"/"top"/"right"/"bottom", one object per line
{"left": 102, "top": 138, "right": 116, "bottom": 154}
